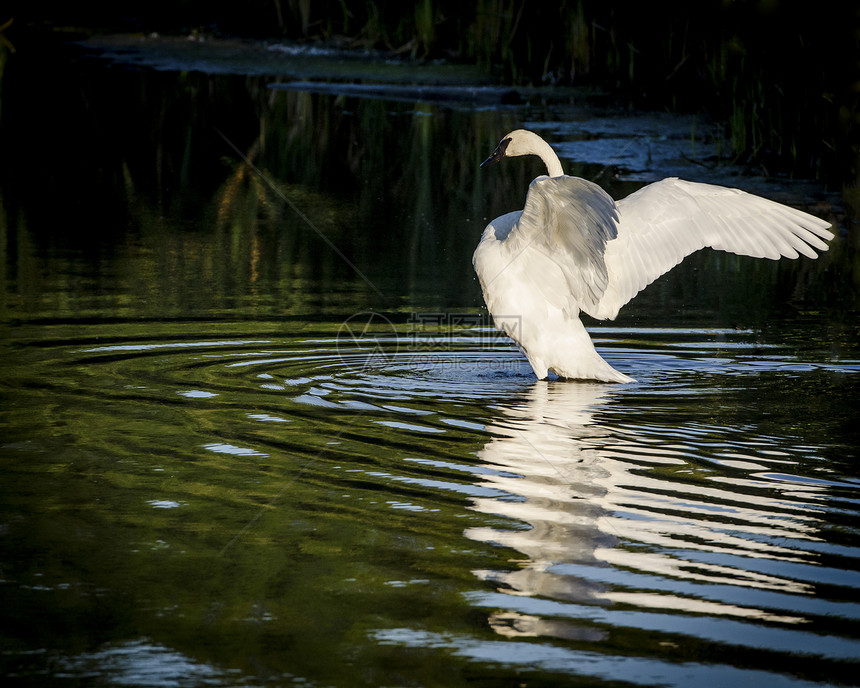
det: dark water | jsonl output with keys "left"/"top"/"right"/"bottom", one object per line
{"left": 1, "top": 36, "right": 859, "bottom": 687}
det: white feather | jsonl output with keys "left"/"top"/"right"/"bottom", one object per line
{"left": 590, "top": 179, "right": 833, "bottom": 319}
{"left": 475, "top": 130, "right": 834, "bottom": 383}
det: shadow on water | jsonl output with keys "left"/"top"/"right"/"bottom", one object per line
{"left": 1, "top": 32, "right": 859, "bottom": 688}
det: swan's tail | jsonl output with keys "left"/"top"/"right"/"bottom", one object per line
{"left": 525, "top": 341, "right": 634, "bottom": 383}
{"left": 550, "top": 359, "right": 634, "bottom": 384}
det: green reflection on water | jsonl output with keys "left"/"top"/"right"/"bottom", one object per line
{"left": 0, "top": 318, "right": 520, "bottom": 684}
{"left": 1, "top": 36, "right": 855, "bottom": 325}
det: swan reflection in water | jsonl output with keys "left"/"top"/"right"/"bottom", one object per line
{"left": 465, "top": 381, "right": 824, "bottom": 640}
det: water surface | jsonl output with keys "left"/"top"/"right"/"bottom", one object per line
{"left": 1, "top": 36, "right": 858, "bottom": 687}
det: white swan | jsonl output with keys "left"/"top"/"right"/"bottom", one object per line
{"left": 474, "top": 129, "right": 834, "bottom": 383}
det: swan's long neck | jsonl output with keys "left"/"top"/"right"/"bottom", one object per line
{"left": 530, "top": 135, "right": 565, "bottom": 177}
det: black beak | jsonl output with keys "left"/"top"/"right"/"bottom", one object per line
{"left": 480, "top": 137, "right": 511, "bottom": 168}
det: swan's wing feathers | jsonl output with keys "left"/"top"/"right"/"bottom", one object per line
{"left": 689, "top": 185, "right": 830, "bottom": 259}
{"left": 588, "top": 178, "right": 834, "bottom": 320}
{"left": 514, "top": 176, "right": 619, "bottom": 312}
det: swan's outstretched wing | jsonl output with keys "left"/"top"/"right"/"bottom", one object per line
{"left": 586, "top": 178, "right": 834, "bottom": 320}
{"left": 506, "top": 176, "right": 619, "bottom": 314}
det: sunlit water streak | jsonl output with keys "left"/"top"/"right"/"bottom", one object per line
{"left": 3, "top": 321, "right": 858, "bottom": 686}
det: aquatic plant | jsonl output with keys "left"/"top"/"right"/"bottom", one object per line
{"left": 10, "top": 1, "right": 860, "bottom": 184}
{"left": 263, "top": 1, "right": 855, "bottom": 187}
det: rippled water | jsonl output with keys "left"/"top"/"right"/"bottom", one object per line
{"left": 2, "top": 33, "right": 859, "bottom": 688}
{"left": 4, "top": 317, "right": 858, "bottom": 685}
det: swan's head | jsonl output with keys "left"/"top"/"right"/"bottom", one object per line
{"left": 480, "top": 129, "right": 564, "bottom": 177}
{"left": 480, "top": 130, "right": 533, "bottom": 167}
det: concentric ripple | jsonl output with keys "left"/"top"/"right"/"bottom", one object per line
{"left": 2, "top": 319, "right": 858, "bottom": 687}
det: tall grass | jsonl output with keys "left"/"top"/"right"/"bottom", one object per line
{"left": 24, "top": 0, "right": 860, "bottom": 185}
{"left": 276, "top": 1, "right": 859, "bottom": 186}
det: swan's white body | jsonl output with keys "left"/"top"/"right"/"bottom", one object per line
{"left": 474, "top": 129, "right": 834, "bottom": 383}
